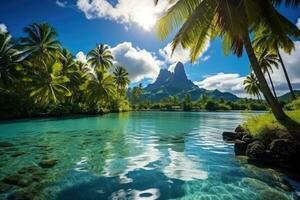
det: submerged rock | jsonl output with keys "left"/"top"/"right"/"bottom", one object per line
{"left": 39, "top": 159, "right": 58, "bottom": 168}
{"left": 2, "top": 174, "right": 32, "bottom": 187}
{"left": 234, "top": 140, "right": 247, "bottom": 156}
{"left": 0, "top": 141, "right": 14, "bottom": 148}
{"left": 18, "top": 166, "right": 39, "bottom": 174}
{"left": 246, "top": 141, "right": 266, "bottom": 159}
{"left": 260, "top": 189, "right": 290, "bottom": 200}
{"left": 0, "top": 182, "right": 12, "bottom": 193}
{"left": 7, "top": 189, "right": 34, "bottom": 200}
{"left": 11, "top": 151, "right": 26, "bottom": 157}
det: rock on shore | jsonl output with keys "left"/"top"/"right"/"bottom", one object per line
{"left": 223, "top": 125, "right": 300, "bottom": 171}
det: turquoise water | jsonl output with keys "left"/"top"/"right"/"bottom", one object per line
{"left": 0, "top": 111, "right": 298, "bottom": 199}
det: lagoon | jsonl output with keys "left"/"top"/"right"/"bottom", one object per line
{"left": 0, "top": 112, "right": 298, "bottom": 199}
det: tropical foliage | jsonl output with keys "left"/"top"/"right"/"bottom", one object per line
{"left": 156, "top": 0, "right": 300, "bottom": 122}
{"left": 0, "top": 23, "right": 130, "bottom": 119}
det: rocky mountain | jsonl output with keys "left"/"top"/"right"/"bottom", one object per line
{"left": 142, "top": 62, "right": 238, "bottom": 101}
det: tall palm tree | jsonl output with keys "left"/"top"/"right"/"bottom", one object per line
{"left": 27, "top": 60, "right": 71, "bottom": 107}
{"left": 256, "top": 49, "right": 279, "bottom": 99}
{"left": 20, "top": 23, "right": 60, "bottom": 60}
{"left": 84, "top": 70, "right": 116, "bottom": 107}
{"left": 87, "top": 44, "right": 113, "bottom": 72}
{"left": 253, "top": 26, "right": 296, "bottom": 99}
{"left": 244, "top": 72, "right": 262, "bottom": 100}
{"left": 0, "top": 32, "right": 22, "bottom": 89}
{"left": 113, "top": 66, "right": 130, "bottom": 94}
{"left": 155, "top": 0, "right": 300, "bottom": 121}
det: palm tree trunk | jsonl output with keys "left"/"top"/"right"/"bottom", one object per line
{"left": 276, "top": 47, "right": 296, "bottom": 100}
{"left": 242, "top": 34, "right": 287, "bottom": 121}
{"left": 266, "top": 69, "right": 277, "bottom": 100}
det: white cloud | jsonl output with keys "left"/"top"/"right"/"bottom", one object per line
{"left": 56, "top": 0, "right": 67, "bottom": 8}
{"left": 159, "top": 41, "right": 210, "bottom": 71}
{"left": 159, "top": 43, "right": 191, "bottom": 64}
{"left": 297, "top": 18, "right": 300, "bottom": 29}
{"left": 270, "top": 41, "right": 300, "bottom": 95}
{"left": 75, "top": 51, "right": 88, "bottom": 64}
{"left": 110, "top": 42, "right": 162, "bottom": 83}
{"left": 76, "top": 0, "right": 172, "bottom": 31}
{"left": 0, "top": 24, "right": 7, "bottom": 33}
{"left": 193, "top": 40, "right": 300, "bottom": 98}
{"left": 194, "top": 73, "right": 247, "bottom": 97}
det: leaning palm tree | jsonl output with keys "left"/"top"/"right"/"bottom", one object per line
{"left": 0, "top": 32, "right": 22, "bottom": 89}
{"left": 20, "top": 23, "right": 60, "bottom": 61}
{"left": 244, "top": 73, "right": 262, "bottom": 100}
{"left": 256, "top": 49, "right": 279, "bottom": 99}
{"left": 87, "top": 44, "right": 113, "bottom": 72}
{"left": 155, "top": 0, "right": 300, "bottom": 121}
{"left": 253, "top": 25, "right": 296, "bottom": 99}
{"left": 27, "top": 60, "right": 71, "bottom": 107}
{"left": 113, "top": 66, "right": 130, "bottom": 94}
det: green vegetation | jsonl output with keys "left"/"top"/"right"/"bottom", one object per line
{"left": 156, "top": 0, "right": 300, "bottom": 122}
{"left": 242, "top": 98, "right": 300, "bottom": 143}
{"left": 130, "top": 94, "right": 267, "bottom": 111}
{"left": 0, "top": 23, "right": 130, "bottom": 119}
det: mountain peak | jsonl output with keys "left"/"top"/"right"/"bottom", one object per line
{"left": 143, "top": 62, "right": 238, "bottom": 101}
{"left": 173, "top": 62, "right": 187, "bottom": 80}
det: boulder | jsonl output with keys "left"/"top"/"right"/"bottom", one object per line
{"left": 222, "top": 132, "right": 236, "bottom": 141}
{"left": 270, "top": 139, "right": 300, "bottom": 166}
{"left": 235, "top": 125, "right": 245, "bottom": 133}
{"left": 242, "top": 134, "right": 254, "bottom": 144}
{"left": 39, "top": 159, "right": 58, "bottom": 168}
{"left": 246, "top": 141, "right": 266, "bottom": 159}
{"left": 234, "top": 140, "right": 248, "bottom": 156}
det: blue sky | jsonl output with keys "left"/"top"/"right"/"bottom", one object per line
{"left": 0, "top": 0, "right": 299, "bottom": 96}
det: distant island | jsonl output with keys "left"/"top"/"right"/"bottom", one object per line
{"left": 127, "top": 62, "right": 297, "bottom": 112}
{"left": 142, "top": 62, "right": 238, "bottom": 101}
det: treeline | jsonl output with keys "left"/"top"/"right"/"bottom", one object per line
{"left": 0, "top": 23, "right": 130, "bottom": 119}
{"left": 130, "top": 94, "right": 268, "bottom": 111}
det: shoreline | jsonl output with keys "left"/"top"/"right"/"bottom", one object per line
{"left": 0, "top": 109, "right": 266, "bottom": 122}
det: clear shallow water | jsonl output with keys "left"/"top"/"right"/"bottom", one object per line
{"left": 0, "top": 111, "right": 298, "bottom": 199}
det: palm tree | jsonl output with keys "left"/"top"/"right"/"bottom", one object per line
{"left": 256, "top": 49, "right": 279, "bottom": 99}
{"left": 131, "top": 83, "right": 143, "bottom": 105}
{"left": 155, "top": 0, "right": 300, "bottom": 121}
{"left": 20, "top": 23, "right": 60, "bottom": 60}
{"left": 113, "top": 66, "right": 130, "bottom": 94}
{"left": 253, "top": 26, "right": 296, "bottom": 99}
{"left": 0, "top": 32, "right": 22, "bottom": 89}
{"left": 27, "top": 60, "right": 71, "bottom": 107}
{"left": 87, "top": 44, "right": 113, "bottom": 72}
{"left": 244, "top": 73, "right": 262, "bottom": 100}
{"left": 84, "top": 70, "right": 116, "bottom": 107}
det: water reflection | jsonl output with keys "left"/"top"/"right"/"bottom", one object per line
{"left": 0, "top": 112, "right": 297, "bottom": 199}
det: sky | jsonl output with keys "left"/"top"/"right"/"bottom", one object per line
{"left": 0, "top": 0, "right": 300, "bottom": 97}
